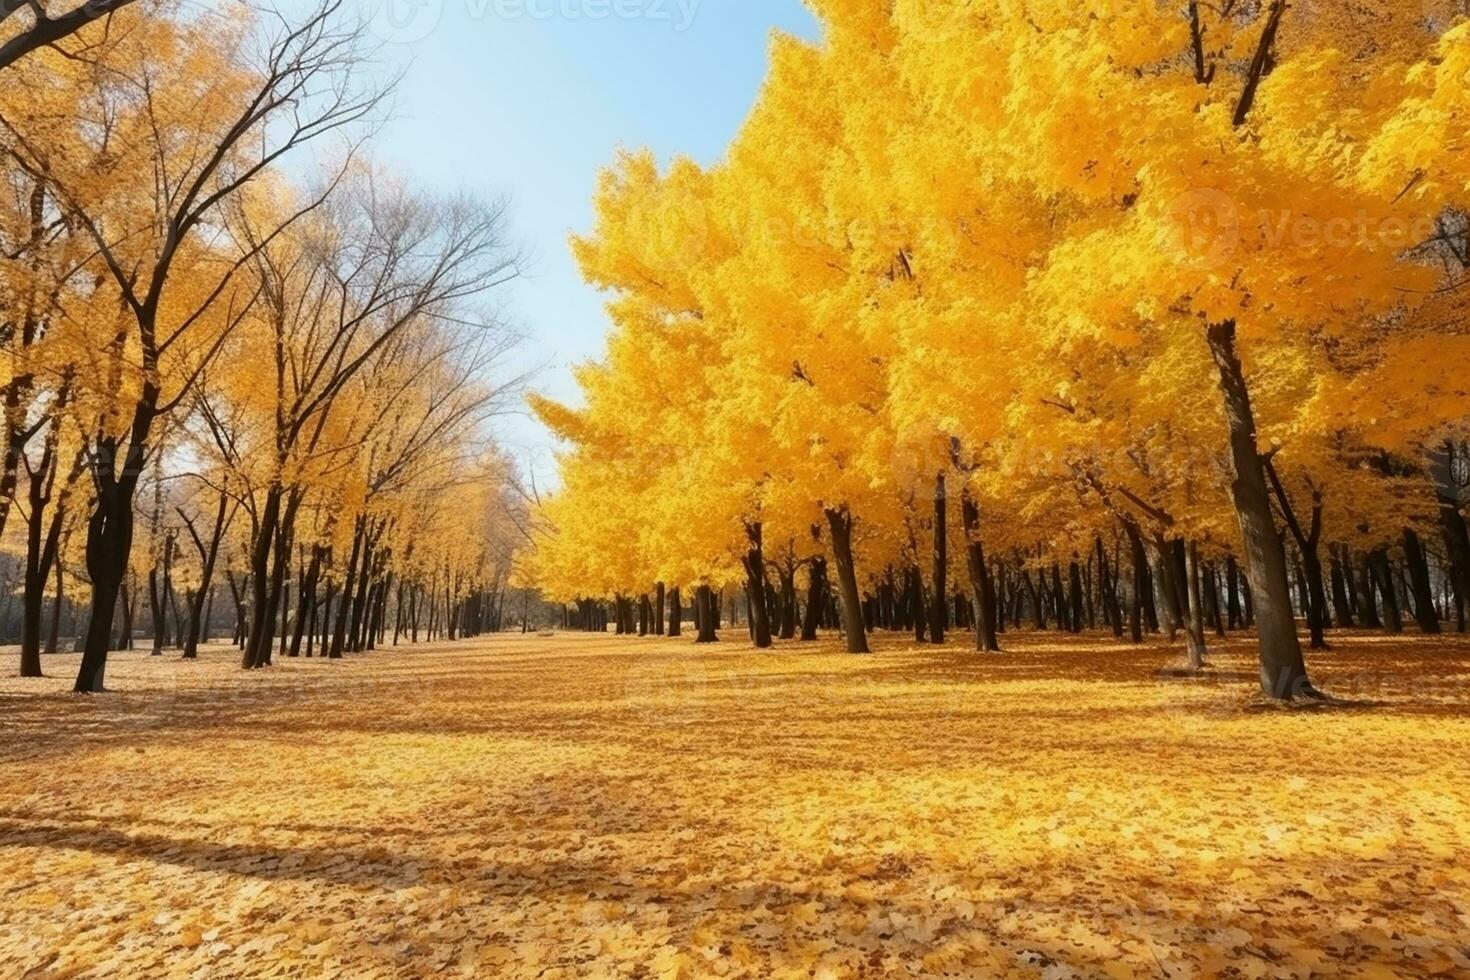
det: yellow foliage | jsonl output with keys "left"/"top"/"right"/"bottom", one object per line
{"left": 526, "top": 0, "right": 1470, "bottom": 618}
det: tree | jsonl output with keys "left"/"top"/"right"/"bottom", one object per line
{"left": 0, "top": 0, "right": 139, "bottom": 71}
{"left": 2, "top": 0, "right": 388, "bottom": 690}
{"left": 525, "top": 0, "right": 1470, "bottom": 702}
{"left": 229, "top": 169, "right": 520, "bottom": 669}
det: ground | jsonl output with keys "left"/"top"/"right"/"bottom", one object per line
{"left": 2, "top": 632, "right": 1469, "bottom": 979}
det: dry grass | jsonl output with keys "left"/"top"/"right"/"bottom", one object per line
{"left": 2, "top": 630, "right": 1469, "bottom": 978}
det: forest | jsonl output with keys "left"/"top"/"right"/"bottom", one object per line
{"left": 5, "top": 1, "right": 1470, "bottom": 977}
{"left": 526, "top": 0, "right": 1470, "bottom": 701}
{"left": 1, "top": 0, "right": 533, "bottom": 691}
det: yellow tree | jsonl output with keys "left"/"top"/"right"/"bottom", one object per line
{"left": 230, "top": 168, "right": 519, "bottom": 669}
{"left": 1, "top": 1, "right": 388, "bottom": 689}
{"left": 886, "top": 0, "right": 1470, "bottom": 697}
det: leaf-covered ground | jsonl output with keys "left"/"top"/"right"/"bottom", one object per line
{"left": 2, "top": 632, "right": 1469, "bottom": 978}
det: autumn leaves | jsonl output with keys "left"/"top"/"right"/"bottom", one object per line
{"left": 6, "top": 633, "right": 1470, "bottom": 976}
{"left": 528, "top": 2, "right": 1470, "bottom": 696}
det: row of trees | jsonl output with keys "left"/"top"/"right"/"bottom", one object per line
{"left": 557, "top": 500, "right": 1468, "bottom": 647}
{"left": 525, "top": 1, "right": 1470, "bottom": 699}
{"left": 1, "top": 0, "right": 528, "bottom": 689}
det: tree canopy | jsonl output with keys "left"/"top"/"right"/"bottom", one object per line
{"left": 527, "top": 0, "right": 1470, "bottom": 698}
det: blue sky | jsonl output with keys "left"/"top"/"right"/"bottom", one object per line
{"left": 364, "top": 0, "right": 820, "bottom": 487}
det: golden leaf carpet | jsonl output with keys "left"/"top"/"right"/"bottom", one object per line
{"left": 2, "top": 631, "right": 1469, "bottom": 978}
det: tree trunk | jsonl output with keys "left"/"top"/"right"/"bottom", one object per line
{"left": 1083, "top": 555, "right": 1097, "bottom": 629}
{"left": 290, "top": 547, "right": 323, "bottom": 658}
{"left": 1369, "top": 548, "right": 1403, "bottom": 634}
{"left": 777, "top": 567, "right": 797, "bottom": 640}
{"left": 19, "top": 560, "right": 45, "bottom": 678}
{"left": 694, "top": 585, "right": 719, "bottom": 644}
{"left": 227, "top": 572, "right": 245, "bottom": 646}
{"left": 1183, "top": 540, "right": 1207, "bottom": 669}
{"left": 1329, "top": 549, "right": 1355, "bottom": 629}
{"left": 1428, "top": 443, "right": 1470, "bottom": 632}
{"left": 160, "top": 533, "right": 175, "bottom": 650}
{"left": 742, "top": 522, "right": 773, "bottom": 648}
{"left": 667, "top": 586, "right": 681, "bottom": 637}
{"left": 373, "top": 574, "right": 391, "bottom": 646}
{"left": 1263, "top": 462, "right": 1330, "bottom": 650}
{"left": 330, "top": 518, "right": 365, "bottom": 658}
{"left": 960, "top": 492, "right": 999, "bottom": 652}
{"left": 1148, "top": 536, "right": 1183, "bottom": 640}
{"left": 909, "top": 565, "right": 927, "bottom": 642}
{"left": 280, "top": 577, "right": 293, "bottom": 656}
{"left": 1099, "top": 536, "right": 1124, "bottom": 639}
{"left": 181, "top": 493, "right": 230, "bottom": 660}
{"left": 1170, "top": 540, "right": 1191, "bottom": 629}
{"left": 928, "top": 473, "right": 948, "bottom": 643}
{"left": 1301, "top": 547, "right": 1329, "bottom": 650}
{"left": 396, "top": 579, "right": 408, "bottom": 644}
{"left": 75, "top": 479, "right": 137, "bottom": 692}
{"left": 1205, "top": 320, "right": 1313, "bottom": 699}
{"left": 1122, "top": 522, "right": 1149, "bottom": 644}
{"left": 1067, "top": 560, "right": 1085, "bottom": 634}
{"left": 1402, "top": 528, "right": 1441, "bottom": 634}
{"left": 1203, "top": 561, "right": 1226, "bottom": 637}
{"left": 1050, "top": 564, "right": 1068, "bottom": 632}
{"left": 113, "top": 575, "right": 133, "bottom": 651}
{"left": 348, "top": 532, "right": 375, "bottom": 652}
{"left": 46, "top": 554, "right": 64, "bottom": 656}
{"left": 243, "top": 486, "right": 282, "bottom": 668}
{"left": 1125, "top": 580, "right": 1143, "bottom": 644}
{"left": 1226, "top": 556, "right": 1242, "bottom": 629}
{"left": 1022, "top": 569, "right": 1044, "bottom": 631}
{"left": 879, "top": 569, "right": 896, "bottom": 631}
{"left": 144, "top": 479, "right": 173, "bottom": 655}
{"left": 800, "top": 560, "right": 826, "bottom": 641}
{"left": 1353, "top": 553, "right": 1381, "bottom": 628}
{"left": 825, "top": 507, "right": 869, "bottom": 654}
{"left": 20, "top": 463, "right": 66, "bottom": 677}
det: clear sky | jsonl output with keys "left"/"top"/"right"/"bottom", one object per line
{"left": 361, "top": 0, "right": 820, "bottom": 488}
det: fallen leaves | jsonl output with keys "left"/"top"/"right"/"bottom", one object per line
{"left": 2, "top": 632, "right": 1469, "bottom": 977}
